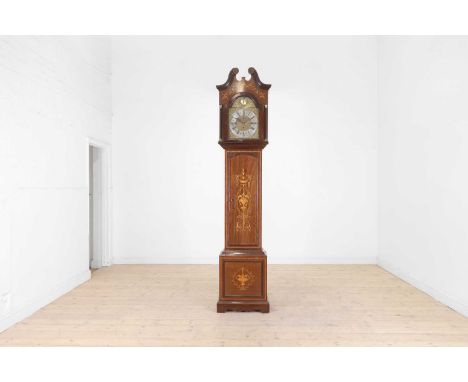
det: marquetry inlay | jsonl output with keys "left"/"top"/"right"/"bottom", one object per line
{"left": 232, "top": 266, "right": 255, "bottom": 291}
{"left": 235, "top": 168, "right": 253, "bottom": 233}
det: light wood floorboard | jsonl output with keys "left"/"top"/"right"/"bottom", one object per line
{"left": 1, "top": 265, "right": 468, "bottom": 346}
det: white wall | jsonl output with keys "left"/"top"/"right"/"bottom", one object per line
{"left": 0, "top": 37, "right": 112, "bottom": 331}
{"left": 111, "top": 36, "right": 378, "bottom": 264}
{"left": 378, "top": 36, "right": 468, "bottom": 316}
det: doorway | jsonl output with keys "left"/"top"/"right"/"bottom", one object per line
{"left": 88, "top": 141, "right": 111, "bottom": 269}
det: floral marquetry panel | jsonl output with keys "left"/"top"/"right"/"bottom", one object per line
{"left": 222, "top": 258, "right": 265, "bottom": 299}
{"left": 225, "top": 151, "right": 261, "bottom": 248}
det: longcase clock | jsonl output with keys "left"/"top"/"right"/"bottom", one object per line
{"left": 216, "top": 67, "right": 270, "bottom": 313}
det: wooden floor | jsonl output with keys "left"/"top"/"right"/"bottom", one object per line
{"left": 1, "top": 265, "right": 468, "bottom": 346}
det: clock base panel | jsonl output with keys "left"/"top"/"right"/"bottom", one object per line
{"left": 217, "top": 251, "right": 269, "bottom": 313}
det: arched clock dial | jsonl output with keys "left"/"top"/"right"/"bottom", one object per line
{"left": 228, "top": 96, "right": 259, "bottom": 139}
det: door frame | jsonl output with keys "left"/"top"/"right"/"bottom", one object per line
{"left": 87, "top": 138, "right": 112, "bottom": 267}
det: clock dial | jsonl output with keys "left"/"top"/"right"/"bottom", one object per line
{"left": 228, "top": 96, "right": 259, "bottom": 139}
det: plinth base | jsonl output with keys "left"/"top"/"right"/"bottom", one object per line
{"left": 217, "top": 300, "right": 270, "bottom": 313}
{"left": 217, "top": 250, "right": 269, "bottom": 314}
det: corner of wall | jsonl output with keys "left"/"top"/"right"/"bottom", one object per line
{"left": 378, "top": 257, "right": 468, "bottom": 317}
{"left": 0, "top": 269, "right": 91, "bottom": 333}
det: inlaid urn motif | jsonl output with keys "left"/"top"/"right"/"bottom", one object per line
{"left": 235, "top": 168, "right": 253, "bottom": 232}
{"left": 232, "top": 266, "right": 255, "bottom": 291}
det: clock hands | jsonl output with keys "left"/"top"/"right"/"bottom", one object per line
{"left": 231, "top": 107, "right": 257, "bottom": 137}
{"left": 237, "top": 114, "right": 251, "bottom": 131}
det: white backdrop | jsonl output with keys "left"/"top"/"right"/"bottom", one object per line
{"left": 378, "top": 36, "right": 468, "bottom": 316}
{"left": 111, "top": 36, "right": 378, "bottom": 264}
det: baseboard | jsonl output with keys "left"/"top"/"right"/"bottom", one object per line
{"left": 378, "top": 258, "right": 468, "bottom": 318}
{"left": 0, "top": 269, "right": 91, "bottom": 333}
{"left": 113, "top": 257, "right": 216, "bottom": 264}
{"left": 267, "top": 256, "right": 377, "bottom": 264}
{"left": 113, "top": 256, "right": 377, "bottom": 265}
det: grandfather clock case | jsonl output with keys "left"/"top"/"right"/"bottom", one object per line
{"left": 217, "top": 67, "right": 270, "bottom": 313}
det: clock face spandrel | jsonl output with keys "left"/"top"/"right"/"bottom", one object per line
{"left": 228, "top": 96, "right": 259, "bottom": 140}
